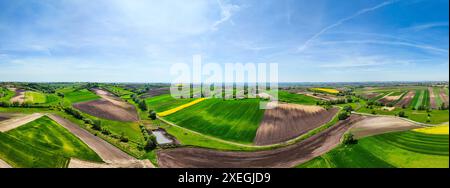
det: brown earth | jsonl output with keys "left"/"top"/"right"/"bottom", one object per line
{"left": 73, "top": 89, "right": 139, "bottom": 122}
{"left": 9, "top": 89, "right": 25, "bottom": 103}
{"left": 350, "top": 116, "right": 420, "bottom": 139}
{"left": 395, "top": 91, "right": 415, "bottom": 107}
{"left": 439, "top": 89, "right": 449, "bottom": 107}
{"left": 378, "top": 92, "right": 402, "bottom": 105}
{"left": 0, "top": 113, "right": 43, "bottom": 132}
{"left": 428, "top": 87, "right": 437, "bottom": 109}
{"left": 145, "top": 87, "right": 170, "bottom": 97}
{"left": 297, "top": 91, "right": 339, "bottom": 101}
{"left": 254, "top": 104, "right": 338, "bottom": 145}
{"left": 157, "top": 115, "right": 366, "bottom": 168}
{"left": 361, "top": 93, "right": 379, "bottom": 100}
{"left": 0, "top": 159, "right": 12, "bottom": 168}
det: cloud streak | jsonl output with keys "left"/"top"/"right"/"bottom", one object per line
{"left": 297, "top": 0, "right": 397, "bottom": 52}
{"left": 211, "top": 0, "right": 240, "bottom": 30}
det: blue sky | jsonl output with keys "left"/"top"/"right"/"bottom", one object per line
{"left": 0, "top": 0, "right": 448, "bottom": 82}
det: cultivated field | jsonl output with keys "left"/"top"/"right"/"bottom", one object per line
{"left": 395, "top": 91, "right": 415, "bottom": 107}
{"left": 164, "top": 99, "right": 265, "bottom": 143}
{"left": 73, "top": 89, "right": 139, "bottom": 122}
{"left": 254, "top": 103, "right": 338, "bottom": 145}
{"left": 0, "top": 116, "right": 102, "bottom": 167}
{"left": 157, "top": 115, "right": 365, "bottom": 168}
{"left": 298, "top": 130, "right": 448, "bottom": 168}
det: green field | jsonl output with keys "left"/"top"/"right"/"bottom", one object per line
{"left": 278, "top": 90, "right": 319, "bottom": 105}
{"left": 297, "top": 131, "right": 448, "bottom": 168}
{"left": 0, "top": 116, "right": 102, "bottom": 167}
{"left": 146, "top": 94, "right": 197, "bottom": 112}
{"left": 422, "top": 89, "right": 430, "bottom": 108}
{"left": 410, "top": 89, "right": 421, "bottom": 108}
{"left": 60, "top": 88, "right": 100, "bottom": 104}
{"left": 24, "top": 91, "right": 47, "bottom": 104}
{"left": 164, "top": 99, "right": 265, "bottom": 143}
{"left": 0, "top": 87, "right": 14, "bottom": 102}
{"left": 433, "top": 87, "right": 443, "bottom": 107}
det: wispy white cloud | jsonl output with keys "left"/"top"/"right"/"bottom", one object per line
{"left": 211, "top": 0, "right": 240, "bottom": 31}
{"left": 297, "top": 0, "right": 397, "bottom": 52}
{"left": 405, "top": 22, "right": 449, "bottom": 32}
{"left": 316, "top": 40, "right": 449, "bottom": 54}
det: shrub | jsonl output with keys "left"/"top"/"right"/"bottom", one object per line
{"left": 371, "top": 110, "right": 376, "bottom": 115}
{"left": 119, "top": 133, "right": 129, "bottom": 142}
{"left": 144, "top": 135, "right": 158, "bottom": 151}
{"left": 101, "top": 128, "right": 111, "bottom": 135}
{"left": 338, "top": 112, "right": 349, "bottom": 120}
{"left": 149, "top": 110, "right": 157, "bottom": 120}
{"left": 343, "top": 105, "right": 353, "bottom": 112}
{"left": 398, "top": 111, "right": 406, "bottom": 117}
{"left": 342, "top": 133, "right": 358, "bottom": 145}
{"left": 92, "top": 120, "right": 102, "bottom": 131}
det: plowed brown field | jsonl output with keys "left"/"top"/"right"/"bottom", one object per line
{"left": 254, "top": 104, "right": 338, "bottom": 145}
{"left": 157, "top": 115, "right": 366, "bottom": 168}
{"left": 73, "top": 89, "right": 138, "bottom": 122}
{"left": 395, "top": 91, "right": 415, "bottom": 107}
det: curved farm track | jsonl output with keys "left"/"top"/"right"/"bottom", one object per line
{"left": 157, "top": 114, "right": 366, "bottom": 168}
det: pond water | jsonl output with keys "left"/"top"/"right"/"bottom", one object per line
{"left": 152, "top": 130, "right": 173, "bottom": 144}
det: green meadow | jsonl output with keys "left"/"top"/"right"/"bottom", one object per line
{"left": 164, "top": 98, "right": 265, "bottom": 144}
{"left": 298, "top": 131, "right": 448, "bottom": 168}
{"left": 0, "top": 116, "right": 102, "bottom": 168}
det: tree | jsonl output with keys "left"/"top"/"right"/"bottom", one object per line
{"left": 144, "top": 135, "right": 158, "bottom": 151}
{"left": 343, "top": 105, "right": 353, "bottom": 112}
{"left": 138, "top": 100, "right": 148, "bottom": 111}
{"left": 92, "top": 120, "right": 102, "bottom": 131}
{"left": 342, "top": 133, "right": 358, "bottom": 145}
{"left": 338, "top": 112, "right": 349, "bottom": 120}
{"left": 149, "top": 110, "right": 157, "bottom": 120}
{"left": 398, "top": 111, "right": 406, "bottom": 117}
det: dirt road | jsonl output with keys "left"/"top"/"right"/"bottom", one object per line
{"left": 0, "top": 159, "right": 12, "bottom": 168}
{"left": 0, "top": 113, "right": 43, "bottom": 132}
{"left": 157, "top": 115, "right": 365, "bottom": 168}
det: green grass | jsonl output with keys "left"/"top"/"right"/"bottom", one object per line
{"left": 0, "top": 87, "right": 15, "bottom": 102}
{"left": 60, "top": 89, "right": 100, "bottom": 104}
{"left": 422, "top": 89, "right": 430, "bottom": 108}
{"left": 410, "top": 89, "right": 421, "bottom": 108}
{"left": 278, "top": 90, "right": 319, "bottom": 105}
{"left": 433, "top": 87, "right": 443, "bottom": 107}
{"left": 146, "top": 94, "right": 197, "bottom": 112}
{"left": 164, "top": 99, "right": 265, "bottom": 144}
{"left": 0, "top": 116, "right": 102, "bottom": 167}
{"left": 24, "top": 91, "right": 47, "bottom": 104}
{"left": 298, "top": 131, "right": 448, "bottom": 168}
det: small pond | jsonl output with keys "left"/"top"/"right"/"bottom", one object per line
{"left": 152, "top": 130, "right": 174, "bottom": 144}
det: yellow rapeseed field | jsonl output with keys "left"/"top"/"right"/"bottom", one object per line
{"left": 311, "top": 88, "right": 339, "bottom": 94}
{"left": 413, "top": 123, "right": 449, "bottom": 135}
{"left": 157, "top": 98, "right": 206, "bottom": 117}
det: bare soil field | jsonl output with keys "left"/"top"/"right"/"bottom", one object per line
{"left": 0, "top": 113, "right": 43, "bottom": 132}
{"left": 157, "top": 115, "right": 366, "bottom": 168}
{"left": 395, "top": 91, "right": 415, "bottom": 107}
{"left": 428, "top": 87, "right": 437, "bottom": 109}
{"left": 144, "top": 87, "right": 170, "bottom": 97}
{"left": 361, "top": 93, "right": 379, "bottom": 99}
{"left": 48, "top": 114, "right": 152, "bottom": 168}
{"left": 439, "top": 90, "right": 449, "bottom": 107}
{"left": 378, "top": 92, "right": 402, "bottom": 105}
{"left": 254, "top": 104, "right": 339, "bottom": 145}
{"left": 74, "top": 89, "right": 139, "bottom": 122}
{"left": 9, "top": 89, "right": 25, "bottom": 103}
{"left": 68, "top": 158, "right": 153, "bottom": 168}
{"left": 350, "top": 116, "right": 420, "bottom": 139}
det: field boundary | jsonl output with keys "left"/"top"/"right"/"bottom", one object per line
{"left": 351, "top": 111, "right": 445, "bottom": 127}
